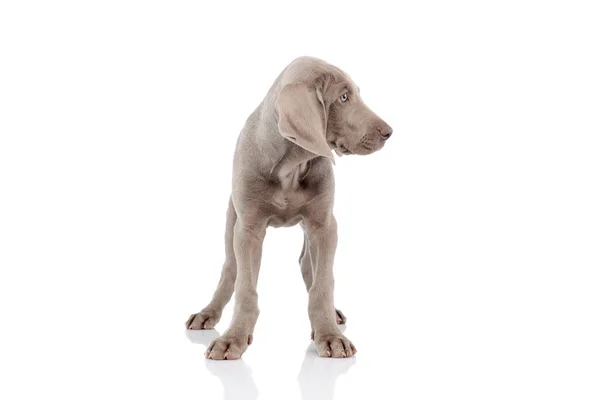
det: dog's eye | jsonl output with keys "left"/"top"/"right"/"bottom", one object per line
{"left": 339, "top": 93, "right": 348, "bottom": 103}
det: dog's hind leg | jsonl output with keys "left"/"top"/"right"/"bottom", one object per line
{"left": 186, "top": 197, "right": 237, "bottom": 330}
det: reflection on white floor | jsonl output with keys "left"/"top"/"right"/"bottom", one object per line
{"left": 186, "top": 327, "right": 355, "bottom": 400}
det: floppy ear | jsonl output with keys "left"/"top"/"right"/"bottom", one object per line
{"left": 276, "top": 83, "right": 334, "bottom": 162}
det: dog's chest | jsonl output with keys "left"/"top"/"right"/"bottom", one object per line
{"left": 270, "top": 188, "right": 308, "bottom": 210}
{"left": 267, "top": 162, "right": 311, "bottom": 226}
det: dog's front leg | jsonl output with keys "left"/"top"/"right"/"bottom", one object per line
{"left": 205, "top": 217, "right": 266, "bottom": 360}
{"left": 306, "top": 215, "right": 357, "bottom": 358}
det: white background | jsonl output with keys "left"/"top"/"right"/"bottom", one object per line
{"left": 1, "top": 1, "right": 599, "bottom": 399}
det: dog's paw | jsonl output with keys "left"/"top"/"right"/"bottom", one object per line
{"left": 186, "top": 309, "right": 221, "bottom": 330}
{"left": 205, "top": 333, "right": 252, "bottom": 360}
{"left": 314, "top": 331, "right": 357, "bottom": 358}
{"left": 335, "top": 309, "right": 347, "bottom": 325}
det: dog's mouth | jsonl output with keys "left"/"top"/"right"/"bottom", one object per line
{"left": 352, "top": 145, "right": 374, "bottom": 155}
{"left": 355, "top": 135, "right": 385, "bottom": 155}
{"left": 330, "top": 136, "right": 384, "bottom": 157}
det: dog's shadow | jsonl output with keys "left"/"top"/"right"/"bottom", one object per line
{"left": 185, "top": 326, "right": 355, "bottom": 400}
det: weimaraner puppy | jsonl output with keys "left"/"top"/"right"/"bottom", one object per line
{"left": 186, "top": 56, "right": 392, "bottom": 359}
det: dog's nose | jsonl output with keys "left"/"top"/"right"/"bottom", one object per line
{"left": 378, "top": 125, "right": 393, "bottom": 140}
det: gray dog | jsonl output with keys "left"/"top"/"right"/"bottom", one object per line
{"left": 186, "top": 57, "right": 392, "bottom": 359}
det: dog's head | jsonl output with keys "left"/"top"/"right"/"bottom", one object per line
{"left": 276, "top": 57, "right": 392, "bottom": 161}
